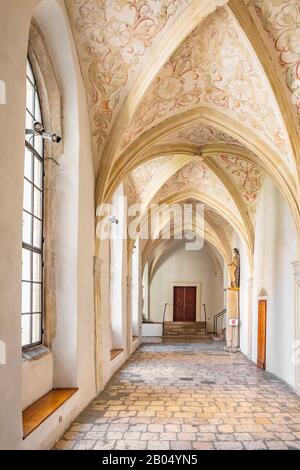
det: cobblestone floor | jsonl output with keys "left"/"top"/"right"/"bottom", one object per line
{"left": 56, "top": 341, "right": 300, "bottom": 450}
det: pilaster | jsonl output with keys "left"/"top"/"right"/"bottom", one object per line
{"left": 225, "top": 287, "right": 240, "bottom": 353}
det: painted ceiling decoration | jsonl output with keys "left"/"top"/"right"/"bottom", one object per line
{"left": 66, "top": 0, "right": 193, "bottom": 153}
{"left": 205, "top": 208, "right": 235, "bottom": 246}
{"left": 247, "top": 0, "right": 300, "bottom": 120}
{"left": 124, "top": 155, "right": 170, "bottom": 205}
{"left": 65, "top": 1, "right": 299, "bottom": 264}
{"left": 122, "top": 6, "right": 292, "bottom": 164}
{"left": 124, "top": 153, "right": 265, "bottom": 230}
{"left": 217, "top": 154, "right": 264, "bottom": 205}
{"left": 124, "top": 154, "right": 187, "bottom": 205}
{"left": 150, "top": 160, "right": 239, "bottom": 215}
{"left": 161, "top": 122, "right": 243, "bottom": 147}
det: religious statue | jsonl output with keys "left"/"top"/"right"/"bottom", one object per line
{"left": 228, "top": 248, "right": 240, "bottom": 288}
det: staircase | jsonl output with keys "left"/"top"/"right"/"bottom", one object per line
{"left": 163, "top": 321, "right": 209, "bottom": 339}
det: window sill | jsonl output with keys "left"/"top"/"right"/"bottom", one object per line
{"left": 110, "top": 349, "right": 124, "bottom": 361}
{"left": 22, "top": 345, "right": 51, "bottom": 363}
{"left": 23, "top": 388, "right": 78, "bottom": 439}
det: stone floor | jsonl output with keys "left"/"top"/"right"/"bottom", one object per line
{"left": 56, "top": 341, "right": 300, "bottom": 450}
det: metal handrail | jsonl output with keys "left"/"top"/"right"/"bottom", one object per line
{"left": 162, "top": 303, "right": 168, "bottom": 336}
{"left": 203, "top": 304, "right": 207, "bottom": 335}
{"left": 213, "top": 308, "right": 227, "bottom": 336}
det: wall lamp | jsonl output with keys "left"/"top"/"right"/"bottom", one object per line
{"left": 109, "top": 216, "right": 119, "bottom": 225}
{"left": 26, "top": 121, "right": 61, "bottom": 144}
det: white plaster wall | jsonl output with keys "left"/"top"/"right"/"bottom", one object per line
{"left": 251, "top": 177, "right": 297, "bottom": 387}
{"left": 131, "top": 239, "right": 141, "bottom": 337}
{"left": 150, "top": 242, "right": 224, "bottom": 330}
{"left": 100, "top": 185, "right": 129, "bottom": 388}
{"left": 22, "top": 353, "right": 53, "bottom": 409}
{"left": 110, "top": 184, "right": 127, "bottom": 350}
{"left": 142, "top": 262, "right": 149, "bottom": 321}
{"left": 232, "top": 235, "right": 251, "bottom": 356}
{"left": 0, "top": 0, "right": 95, "bottom": 450}
{"left": 0, "top": 0, "right": 40, "bottom": 450}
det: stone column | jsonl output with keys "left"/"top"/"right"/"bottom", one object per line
{"left": 225, "top": 287, "right": 240, "bottom": 353}
{"left": 127, "top": 274, "right": 132, "bottom": 355}
{"left": 292, "top": 261, "right": 300, "bottom": 393}
{"left": 247, "top": 277, "right": 254, "bottom": 359}
{"left": 94, "top": 256, "right": 103, "bottom": 394}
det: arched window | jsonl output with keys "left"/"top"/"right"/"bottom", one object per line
{"left": 21, "top": 60, "right": 44, "bottom": 349}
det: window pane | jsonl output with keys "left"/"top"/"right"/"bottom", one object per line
{"left": 27, "top": 61, "right": 34, "bottom": 83}
{"left": 23, "top": 179, "right": 32, "bottom": 213}
{"left": 33, "top": 217, "right": 42, "bottom": 249}
{"left": 25, "top": 111, "right": 34, "bottom": 143}
{"left": 34, "top": 158, "right": 43, "bottom": 188}
{"left": 32, "top": 314, "right": 42, "bottom": 344}
{"left": 34, "top": 187, "right": 42, "bottom": 218}
{"left": 22, "top": 282, "right": 31, "bottom": 313}
{"left": 35, "top": 92, "right": 42, "bottom": 123}
{"left": 32, "top": 283, "right": 41, "bottom": 312}
{"left": 22, "top": 211, "right": 32, "bottom": 245}
{"left": 34, "top": 135, "right": 43, "bottom": 157}
{"left": 23, "top": 60, "right": 44, "bottom": 350}
{"left": 24, "top": 148, "right": 33, "bottom": 181}
{"left": 22, "top": 249, "right": 31, "bottom": 281}
{"left": 21, "top": 314, "right": 31, "bottom": 347}
{"left": 33, "top": 253, "right": 42, "bottom": 282}
{"left": 26, "top": 79, "right": 34, "bottom": 115}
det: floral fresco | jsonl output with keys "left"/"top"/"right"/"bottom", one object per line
{"left": 218, "top": 154, "right": 264, "bottom": 204}
{"left": 151, "top": 160, "right": 239, "bottom": 215}
{"left": 161, "top": 123, "right": 243, "bottom": 147}
{"left": 123, "top": 7, "right": 292, "bottom": 163}
{"left": 250, "top": 0, "right": 300, "bottom": 118}
{"left": 65, "top": 0, "right": 192, "bottom": 153}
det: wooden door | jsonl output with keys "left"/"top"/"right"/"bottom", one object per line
{"left": 185, "top": 287, "right": 197, "bottom": 321}
{"left": 173, "top": 287, "right": 196, "bottom": 322}
{"left": 173, "top": 287, "right": 185, "bottom": 322}
{"left": 257, "top": 300, "right": 267, "bottom": 370}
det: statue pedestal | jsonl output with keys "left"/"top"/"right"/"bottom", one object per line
{"left": 225, "top": 288, "right": 240, "bottom": 353}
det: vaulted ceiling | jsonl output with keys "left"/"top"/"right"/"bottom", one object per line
{"left": 66, "top": 0, "right": 300, "bottom": 267}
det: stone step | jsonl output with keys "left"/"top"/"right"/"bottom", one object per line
{"left": 163, "top": 321, "right": 207, "bottom": 338}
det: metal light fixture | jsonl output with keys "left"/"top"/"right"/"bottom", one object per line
{"left": 109, "top": 215, "right": 119, "bottom": 224}
{"left": 25, "top": 121, "right": 61, "bottom": 144}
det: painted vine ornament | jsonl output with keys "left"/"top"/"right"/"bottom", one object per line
{"left": 251, "top": 0, "right": 300, "bottom": 118}
{"left": 161, "top": 123, "right": 242, "bottom": 146}
{"left": 66, "top": 0, "right": 192, "bottom": 152}
{"left": 219, "top": 154, "right": 264, "bottom": 203}
{"left": 123, "top": 7, "right": 291, "bottom": 163}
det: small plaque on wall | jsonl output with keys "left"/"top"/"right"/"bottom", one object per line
{"left": 228, "top": 319, "right": 239, "bottom": 326}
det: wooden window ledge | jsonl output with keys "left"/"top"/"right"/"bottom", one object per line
{"left": 23, "top": 388, "right": 78, "bottom": 439}
{"left": 110, "top": 349, "right": 124, "bottom": 361}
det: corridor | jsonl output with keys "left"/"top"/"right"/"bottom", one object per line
{"left": 56, "top": 342, "right": 300, "bottom": 451}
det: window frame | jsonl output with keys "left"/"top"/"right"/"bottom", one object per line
{"left": 22, "top": 59, "right": 45, "bottom": 351}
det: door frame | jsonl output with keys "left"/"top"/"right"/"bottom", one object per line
{"left": 169, "top": 282, "right": 202, "bottom": 322}
{"left": 257, "top": 297, "right": 267, "bottom": 370}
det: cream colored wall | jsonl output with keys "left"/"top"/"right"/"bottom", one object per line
{"left": 251, "top": 177, "right": 297, "bottom": 387}
{"left": 142, "top": 262, "right": 149, "bottom": 321}
{"left": 231, "top": 234, "right": 251, "bottom": 355}
{"left": 150, "top": 241, "right": 224, "bottom": 330}
{"left": 22, "top": 353, "right": 53, "bottom": 409}
{"left": 99, "top": 185, "right": 131, "bottom": 388}
{"left": 110, "top": 184, "right": 127, "bottom": 350}
{"left": 0, "top": 0, "right": 95, "bottom": 450}
{"left": 0, "top": 0, "right": 39, "bottom": 450}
